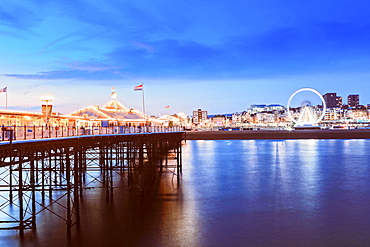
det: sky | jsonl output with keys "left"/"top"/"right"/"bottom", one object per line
{"left": 1, "top": 0, "right": 370, "bottom": 116}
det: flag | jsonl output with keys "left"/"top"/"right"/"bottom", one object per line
{"left": 0, "top": 87, "right": 7, "bottom": 93}
{"left": 165, "top": 105, "right": 170, "bottom": 109}
{"left": 134, "top": 84, "right": 143, "bottom": 91}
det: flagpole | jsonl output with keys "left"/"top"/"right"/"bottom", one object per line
{"left": 142, "top": 84, "right": 146, "bottom": 125}
{"left": 5, "top": 89, "right": 7, "bottom": 110}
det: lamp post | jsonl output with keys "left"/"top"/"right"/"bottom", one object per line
{"left": 40, "top": 95, "right": 54, "bottom": 126}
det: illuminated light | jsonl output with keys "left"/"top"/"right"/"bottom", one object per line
{"left": 287, "top": 88, "right": 326, "bottom": 127}
{"left": 40, "top": 95, "right": 54, "bottom": 102}
{"left": 40, "top": 95, "right": 54, "bottom": 125}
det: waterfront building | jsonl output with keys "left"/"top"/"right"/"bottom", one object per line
{"left": 68, "top": 90, "right": 160, "bottom": 127}
{"left": 210, "top": 115, "right": 227, "bottom": 127}
{"left": 323, "top": 93, "right": 342, "bottom": 108}
{"left": 158, "top": 113, "right": 190, "bottom": 127}
{"left": 247, "top": 104, "right": 287, "bottom": 125}
{"left": 0, "top": 109, "right": 82, "bottom": 127}
{"left": 265, "top": 104, "right": 286, "bottom": 112}
{"left": 0, "top": 88, "right": 164, "bottom": 128}
{"left": 247, "top": 104, "right": 285, "bottom": 114}
{"left": 346, "top": 108, "right": 368, "bottom": 120}
{"left": 348, "top": 94, "right": 360, "bottom": 107}
{"left": 192, "top": 109, "right": 208, "bottom": 124}
{"left": 248, "top": 104, "right": 266, "bottom": 114}
{"left": 324, "top": 108, "right": 346, "bottom": 121}
{"left": 232, "top": 112, "right": 243, "bottom": 123}
{"left": 255, "top": 111, "right": 276, "bottom": 123}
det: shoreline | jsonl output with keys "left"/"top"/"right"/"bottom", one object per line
{"left": 185, "top": 129, "right": 370, "bottom": 140}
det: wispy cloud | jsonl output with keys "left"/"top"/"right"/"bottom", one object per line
{"left": 2, "top": 1, "right": 370, "bottom": 82}
{"left": 0, "top": 1, "right": 44, "bottom": 33}
{"left": 4, "top": 69, "right": 126, "bottom": 80}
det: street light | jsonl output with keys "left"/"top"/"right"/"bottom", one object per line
{"left": 40, "top": 95, "right": 54, "bottom": 126}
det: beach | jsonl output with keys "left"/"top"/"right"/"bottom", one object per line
{"left": 185, "top": 129, "right": 370, "bottom": 140}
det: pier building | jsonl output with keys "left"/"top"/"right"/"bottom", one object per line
{"left": 0, "top": 109, "right": 80, "bottom": 127}
{"left": 0, "top": 89, "right": 166, "bottom": 128}
{"left": 68, "top": 97, "right": 160, "bottom": 127}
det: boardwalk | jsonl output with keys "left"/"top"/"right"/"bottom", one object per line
{"left": 1, "top": 125, "right": 183, "bottom": 141}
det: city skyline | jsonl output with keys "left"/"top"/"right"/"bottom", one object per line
{"left": 1, "top": 1, "right": 370, "bottom": 115}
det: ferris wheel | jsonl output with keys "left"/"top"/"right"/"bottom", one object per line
{"left": 287, "top": 88, "right": 326, "bottom": 126}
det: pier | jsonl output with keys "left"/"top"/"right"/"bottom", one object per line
{"left": 0, "top": 131, "right": 185, "bottom": 236}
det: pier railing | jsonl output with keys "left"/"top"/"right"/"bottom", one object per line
{"left": 1, "top": 125, "right": 184, "bottom": 141}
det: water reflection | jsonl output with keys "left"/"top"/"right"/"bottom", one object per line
{"left": 182, "top": 139, "right": 370, "bottom": 246}
{"left": 2, "top": 139, "right": 370, "bottom": 246}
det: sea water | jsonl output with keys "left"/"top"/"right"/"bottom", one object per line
{"left": 2, "top": 139, "right": 370, "bottom": 246}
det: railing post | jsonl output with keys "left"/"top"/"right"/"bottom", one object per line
{"left": 13, "top": 125, "right": 17, "bottom": 140}
{"left": 19, "top": 161, "right": 24, "bottom": 235}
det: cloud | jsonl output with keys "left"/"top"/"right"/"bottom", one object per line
{"left": 4, "top": 24, "right": 370, "bottom": 82}
{"left": 23, "top": 84, "right": 40, "bottom": 95}
{"left": 4, "top": 69, "right": 126, "bottom": 80}
{"left": 3, "top": 4, "right": 370, "bottom": 82}
{"left": 7, "top": 106, "right": 41, "bottom": 112}
{"left": 0, "top": 2, "right": 43, "bottom": 30}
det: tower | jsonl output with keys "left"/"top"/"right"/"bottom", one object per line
{"left": 323, "top": 93, "right": 342, "bottom": 108}
{"left": 111, "top": 87, "right": 118, "bottom": 101}
{"left": 348, "top": 94, "right": 359, "bottom": 107}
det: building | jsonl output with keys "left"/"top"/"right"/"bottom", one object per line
{"left": 192, "top": 109, "right": 208, "bottom": 124}
{"left": 265, "top": 104, "right": 286, "bottom": 112}
{"left": 0, "top": 109, "right": 76, "bottom": 126}
{"left": 323, "top": 93, "right": 342, "bottom": 108}
{"left": 69, "top": 89, "right": 159, "bottom": 127}
{"left": 255, "top": 112, "right": 276, "bottom": 123}
{"left": 210, "top": 115, "right": 227, "bottom": 127}
{"left": 324, "top": 108, "right": 346, "bottom": 120}
{"left": 248, "top": 104, "right": 285, "bottom": 114}
{"left": 346, "top": 108, "right": 368, "bottom": 119}
{"left": 248, "top": 104, "right": 266, "bottom": 114}
{"left": 348, "top": 94, "right": 359, "bottom": 107}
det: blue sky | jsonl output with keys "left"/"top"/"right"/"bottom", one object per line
{"left": 1, "top": 0, "right": 370, "bottom": 115}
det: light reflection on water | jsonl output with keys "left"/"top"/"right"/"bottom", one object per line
{"left": 1, "top": 139, "right": 370, "bottom": 246}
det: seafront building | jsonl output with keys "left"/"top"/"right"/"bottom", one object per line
{"left": 192, "top": 109, "right": 208, "bottom": 125}
{"left": 0, "top": 89, "right": 178, "bottom": 129}
{"left": 68, "top": 97, "right": 159, "bottom": 127}
{"left": 0, "top": 109, "right": 79, "bottom": 126}
{"left": 323, "top": 93, "right": 342, "bottom": 108}
{"left": 348, "top": 94, "right": 360, "bottom": 107}
{"left": 3, "top": 89, "right": 370, "bottom": 130}
{"left": 191, "top": 92, "right": 370, "bottom": 129}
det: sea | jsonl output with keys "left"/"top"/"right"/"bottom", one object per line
{"left": 1, "top": 139, "right": 370, "bottom": 247}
